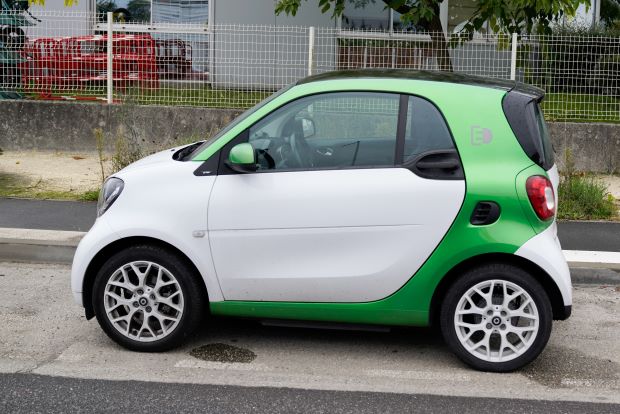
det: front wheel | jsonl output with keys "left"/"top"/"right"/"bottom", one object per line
{"left": 440, "top": 264, "right": 552, "bottom": 372}
{"left": 92, "top": 245, "right": 205, "bottom": 351}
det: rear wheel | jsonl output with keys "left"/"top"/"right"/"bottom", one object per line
{"left": 440, "top": 263, "right": 552, "bottom": 372}
{"left": 93, "top": 245, "right": 205, "bottom": 351}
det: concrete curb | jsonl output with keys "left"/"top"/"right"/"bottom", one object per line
{"left": 0, "top": 228, "right": 619, "bottom": 284}
{"left": 0, "top": 228, "right": 84, "bottom": 265}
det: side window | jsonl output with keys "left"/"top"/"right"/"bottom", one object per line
{"left": 247, "top": 92, "right": 400, "bottom": 171}
{"left": 404, "top": 96, "right": 455, "bottom": 161}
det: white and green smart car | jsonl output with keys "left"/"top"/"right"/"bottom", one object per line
{"left": 71, "top": 70, "right": 571, "bottom": 372}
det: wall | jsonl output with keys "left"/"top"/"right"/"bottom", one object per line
{"left": 0, "top": 101, "right": 241, "bottom": 153}
{"left": 0, "top": 100, "right": 618, "bottom": 174}
{"left": 548, "top": 122, "right": 620, "bottom": 174}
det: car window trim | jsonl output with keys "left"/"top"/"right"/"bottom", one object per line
{"left": 395, "top": 94, "right": 409, "bottom": 165}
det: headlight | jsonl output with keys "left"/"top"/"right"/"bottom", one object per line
{"left": 97, "top": 177, "right": 124, "bottom": 217}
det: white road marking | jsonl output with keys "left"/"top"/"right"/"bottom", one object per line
{"left": 563, "top": 250, "right": 620, "bottom": 269}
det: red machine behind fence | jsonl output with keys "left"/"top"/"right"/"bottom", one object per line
{"left": 155, "top": 39, "right": 193, "bottom": 80}
{"left": 22, "top": 34, "right": 159, "bottom": 100}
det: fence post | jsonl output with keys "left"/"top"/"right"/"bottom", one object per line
{"left": 307, "top": 26, "right": 315, "bottom": 76}
{"left": 106, "top": 12, "right": 113, "bottom": 104}
{"left": 510, "top": 32, "right": 517, "bottom": 81}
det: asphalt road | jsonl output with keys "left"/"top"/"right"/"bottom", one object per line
{"left": 1, "top": 373, "right": 618, "bottom": 414}
{"left": 0, "top": 262, "right": 619, "bottom": 411}
{"left": 0, "top": 198, "right": 619, "bottom": 251}
{"left": 0, "top": 198, "right": 95, "bottom": 232}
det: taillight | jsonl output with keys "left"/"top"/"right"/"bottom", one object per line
{"left": 526, "top": 175, "right": 555, "bottom": 220}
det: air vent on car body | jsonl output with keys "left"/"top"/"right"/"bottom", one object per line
{"left": 470, "top": 201, "right": 501, "bottom": 225}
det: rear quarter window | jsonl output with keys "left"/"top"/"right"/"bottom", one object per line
{"left": 532, "top": 103, "right": 554, "bottom": 169}
{"left": 502, "top": 91, "right": 554, "bottom": 170}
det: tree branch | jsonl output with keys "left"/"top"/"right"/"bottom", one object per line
{"left": 381, "top": 0, "right": 413, "bottom": 15}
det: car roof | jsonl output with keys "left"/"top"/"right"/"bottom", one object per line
{"left": 296, "top": 69, "right": 544, "bottom": 98}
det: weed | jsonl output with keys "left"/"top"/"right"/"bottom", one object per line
{"left": 557, "top": 149, "right": 617, "bottom": 220}
{"left": 79, "top": 189, "right": 100, "bottom": 201}
{"left": 94, "top": 127, "right": 107, "bottom": 182}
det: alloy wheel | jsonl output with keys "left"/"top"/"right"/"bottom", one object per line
{"left": 103, "top": 261, "right": 184, "bottom": 342}
{"left": 453, "top": 279, "right": 539, "bottom": 363}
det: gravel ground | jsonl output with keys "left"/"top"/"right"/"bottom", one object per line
{"left": 0, "top": 262, "right": 618, "bottom": 404}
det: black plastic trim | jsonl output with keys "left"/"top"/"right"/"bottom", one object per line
{"left": 404, "top": 149, "right": 464, "bottom": 180}
{"left": 470, "top": 201, "right": 501, "bottom": 225}
{"left": 192, "top": 150, "right": 220, "bottom": 176}
{"left": 173, "top": 141, "right": 204, "bottom": 161}
{"left": 394, "top": 94, "right": 409, "bottom": 164}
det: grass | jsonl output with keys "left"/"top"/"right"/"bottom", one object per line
{"left": 0, "top": 172, "right": 99, "bottom": 202}
{"left": 542, "top": 93, "right": 620, "bottom": 124}
{"left": 557, "top": 174, "right": 617, "bottom": 220}
{"left": 22, "top": 84, "right": 271, "bottom": 109}
{"left": 17, "top": 84, "right": 620, "bottom": 123}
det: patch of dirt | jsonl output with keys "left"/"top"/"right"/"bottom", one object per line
{"left": 190, "top": 343, "right": 257, "bottom": 363}
{"left": 522, "top": 345, "right": 619, "bottom": 389}
{"left": 0, "top": 151, "right": 109, "bottom": 193}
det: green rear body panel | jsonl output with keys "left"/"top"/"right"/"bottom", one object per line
{"left": 197, "top": 78, "right": 552, "bottom": 326}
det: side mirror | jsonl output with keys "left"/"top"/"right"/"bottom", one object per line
{"left": 226, "top": 143, "right": 258, "bottom": 173}
{"left": 300, "top": 118, "right": 315, "bottom": 138}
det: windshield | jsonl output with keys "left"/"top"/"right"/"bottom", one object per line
{"left": 189, "top": 85, "right": 293, "bottom": 160}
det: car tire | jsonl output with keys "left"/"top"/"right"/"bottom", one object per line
{"left": 440, "top": 263, "right": 552, "bottom": 372}
{"left": 93, "top": 244, "right": 205, "bottom": 352}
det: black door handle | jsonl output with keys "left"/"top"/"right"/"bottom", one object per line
{"left": 415, "top": 158, "right": 460, "bottom": 170}
{"left": 406, "top": 150, "right": 464, "bottom": 180}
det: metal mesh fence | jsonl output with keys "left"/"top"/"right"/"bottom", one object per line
{"left": 520, "top": 34, "right": 620, "bottom": 123}
{"left": 1, "top": 10, "right": 619, "bottom": 122}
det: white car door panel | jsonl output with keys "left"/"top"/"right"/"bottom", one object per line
{"left": 208, "top": 168, "right": 465, "bottom": 302}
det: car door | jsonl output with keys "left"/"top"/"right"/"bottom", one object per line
{"left": 207, "top": 91, "right": 465, "bottom": 302}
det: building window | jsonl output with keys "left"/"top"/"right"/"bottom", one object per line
{"left": 152, "top": 0, "right": 209, "bottom": 24}
{"left": 96, "top": 0, "right": 209, "bottom": 25}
